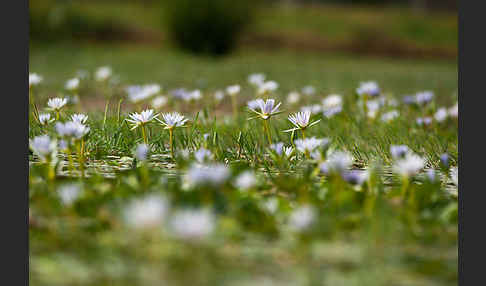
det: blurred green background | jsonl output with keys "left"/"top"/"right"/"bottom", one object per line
{"left": 29, "top": 0, "right": 457, "bottom": 104}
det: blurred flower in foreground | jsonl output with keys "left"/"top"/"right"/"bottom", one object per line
{"left": 135, "top": 143, "right": 149, "bottom": 161}
{"left": 169, "top": 209, "right": 215, "bottom": 240}
{"left": 356, "top": 81, "right": 380, "bottom": 97}
{"left": 226, "top": 85, "right": 241, "bottom": 96}
{"left": 289, "top": 205, "right": 316, "bottom": 232}
{"left": 390, "top": 145, "right": 409, "bottom": 159}
{"left": 415, "top": 91, "right": 434, "bottom": 106}
{"left": 124, "top": 195, "right": 169, "bottom": 229}
{"left": 55, "top": 121, "right": 90, "bottom": 140}
{"left": 30, "top": 135, "right": 56, "bottom": 162}
{"left": 185, "top": 163, "right": 230, "bottom": 187}
{"left": 58, "top": 183, "right": 81, "bottom": 206}
{"left": 95, "top": 66, "right": 112, "bottom": 81}
{"left": 320, "top": 151, "right": 353, "bottom": 175}
{"left": 341, "top": 169, "right": 369, "bottom": 186}
{"left": 71, "top": 114, "right": 88, "bottom": 124}
{"left": 416, "top": 117, "right": 433, "bottom": 126}
{"left": 234, "top": 171, "right": 257, "bottom": 190}
{"left": 322, "top": 94, "right": 343, "bottom": 118}
{"left": 448, "top": 102, "right": 458, "bottom": 118}
{"left": 434, "top": 107, "right": 448, "bottom": 122}
{"left": 381, "top": 110, "right": 399, "bottom": 123}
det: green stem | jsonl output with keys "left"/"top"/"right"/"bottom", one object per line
{"left": 301, "top": 128, "right": 306, "bottom": 139}
{"left": 169, "top": 129, "right": 174, "bottom": 160}
{"left": 56, "top": 110, "right": 60, "bottom": 121}
{"left": 141, "top": 125, "right": 148, "bottom": 145}
{"left": 103, "top": 99, "right": 109, "bottom": 130}
{"left": 263, "top": 119, "right": 272, "bottom": 145}
{"left": 401, "top": 176, "right": 409, "bottom": 198}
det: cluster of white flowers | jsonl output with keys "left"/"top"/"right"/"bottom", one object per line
{"left": 55, "top": 121, "right": 90, "bottom": 140}
{"left": 126, "top": 84, "right": 161, "bottom": 103}
{"left": 30, "top": 135, "right": 56, "bottom": 161}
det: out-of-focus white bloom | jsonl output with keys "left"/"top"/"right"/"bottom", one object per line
{"left": 169, "top": 209, "right": 215, "bottom": 240}
{"left": 426, "top": 169, "right": 437, "bottom": 182}
{"left": 95, "top": 66, "right": 112, "bottom": 81}
{"left": 76, "top": 69, "right": 89, "bottom": 79}
{"left": 263, "top": 198, "right": 279, "bottom": 214}
{"left": 322, "top": 94, "right": 342, "bottom": 110}
{"left": 156, "top": 112, "right": 188, "bottom": 130}
{"left": 126, "top": 84, "right": 161, "bottom": 103}
{"left": 135, "top": 143, "right": 149, "bottom": 161}
{"left": 415, "top": 91, "right": 434, "bottom": 105}
{"left": 47, "top": 97, "right": 68, "bottom": 111}
{"left": 124, "top": 195, "right": 169, "bottom": 229}
{"left": 126, "top": 109, "right": 158, "bottom": 130}
{"left": 185, "top": 163, "right": 230, "bottom": 187}
{"left": 270, "top": 142, "right": 294, "bottom": 158}
{"left": 151, "top": 96, "right": 168, "bottom": 109}
{"left": 214, "top": 90, "right": 225, "bottom": 102}
{"left": 183, "top": 90, "right": 202, "bottom": 102}
{"left": 58, "top": 184, "right": 81, "bottom": 206}
{"left": 450, "top": 166, "right": 458, "bottom": 186}
{"left": 390, "top": 145, "right": 409, "bottom": 159}
{"left": 234, "top": 171, "right": 257, "bottom": 190}
{"left": 321, "top": 151, "right": 353, "bottom": 175}
{"left": 38, "top": 113, "right": 55, "bottom": 126}
{"left": 416, "top": 117, "right": 433, "bottom": 126}
{"left": 356, "top": 81, "right": 380, "bottom": 97}
{"left": 67, "top": 95, "right": 79, "bottom": 105}
{"left": 295, "top": 137, "right": 329, "bottom": 154}
{"left": 71, "top": 114, "right": 88, "bottom": 124}
{"left": 247, "top": 98, "right": 282, "bottom": 120}
{"left": 55, "top": 121, "right": 90, "bottom": 139}
{"left": 30, "top": 135, "right": 56, "bottom": 161}
{"left": 323, "top": 106, "right": 342, "bottom": 118}
{"left": 289, "top": 205, "right": 316, "bottom": 231}
{"left": 341, "top": 170, "right": 369, "bottom": 186}
{"left": 300, "top": 104, "right": 322, "bottom": 115}
{"left": 29, "top": 73, "right": 43, "bottom": 87}
{"left": 194, "top": 148, "right": 213, "bottom": 163}
{"left": 285, "top": 111, "right": 320, "bottom": 132}
{"left": 392, "top": 153, "right": 425, "bottom": 178}
{"left": 179, "top": 148, "right": 191, "bottom": 160}
{"left": 381, "top": 110, "right": 399, "bottom": 123}
{"left": 257, "top": 81, "right": 278, "bottom": 95}
{"left": 302, "top": 85, "right": 316, "bottom": 96}
{"left": 287, "top": 91, "right": 301, "bottom": 105}
{"left": 226, "top": 85, "right": 241, "bottom": 96}
{"left": 448, "top": 102, "right": 458, "bottom": 118}
{"left": 65, "top": 78, "right": 80, "bottom": 91}
{"left": 434, "top": 107, "right": 448, "bottom": 122}
{"left": 248, "top": 73, "right": 265, "bottom": 87}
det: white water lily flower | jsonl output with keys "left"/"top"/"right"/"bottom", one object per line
{"left": 248, "top": 73, "right": 266, "bottom": 86}
{"left": 65, "top": 78, "right": 80, "bottom": 91}
{"left": 434, "top": 107, "right": 448, "bottom": 122}
{"left": 151, "top": 96, "right": 168, "bottom": 109}
{"left": 284, "top": 110, "right": 320, "bottom": 132}
{"left": 156, "top": 112, "right": 188, "bottom": 130}
{"left": 95, "top": 66, "right": 112, "bottom": 81}
{"left": 30, "top": 135, "right": 56, "bottom": 161}
{"left": 392, "top": 153, "right": 425, "bottom": 178}
{"left": 126, "top": 109, "right": 158, "bottom": 130}
{"left": 289, "top": 205, "right": 316, "bottom": 232}
{"left": 71, "top": 113, "right": 88, "bottom": 124}
{"left": 226, "top": 85, "right": 241, "bottom": 96}
{"left": 47, "top": 97, "right": 68, "bottom": 111}
{"left": 124, "top": 195, "right": 169, "bottom": 229}
{"left": 448, "top": 102, "right": 458, "bottom": 118}
{"left": 450, "top": 166, "right": 458, "bottom": 186}
{"left": 29, "top": 73, "right": 43, "bottom": 87}
{"left": 169, "top": 209, "right": 215, "bottom": 240}
{"left": 356, "top": 81, "right": 380, "bottom": 97}
{"left": 185, "top": 163, "right": 230, "bottom": 187}
{"left": 194, "top": 148, "right": 213, "bottom": 163}
{"left": 301, "top": 85, "right": 316, "bottom": 96}
{"left": 248, "top": 98, "right": 282, "bottom": 120}
{"left": 295, "top": 137, "right": 329, "bottom": 154}
{"left": 381, "top": 110, "right": 399, "bottom": 123}
{"left": 390, "top": 145, "right": 409, "bottom": 159}
{"left": 38, "top": 113, "right": 55, "bottom": 126}
{"left": 257, "top": 81, "right": 278, "bottom": 95}
{"left": 135, "top": 143, "right": 149, "bottom": 161}
{"left": 234, "top": 171, "right": 257, "bottom": 190}
{"left": 58, "top": 184, "right": 81, "bottom": 206}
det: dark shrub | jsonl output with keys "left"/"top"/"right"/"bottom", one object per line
{"left": 162, "top": 0, "right": 259, "bottom": 56}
